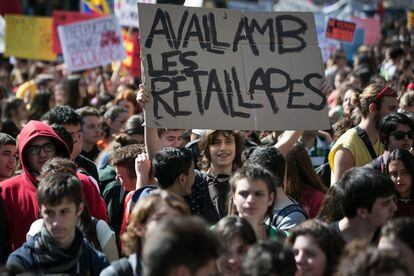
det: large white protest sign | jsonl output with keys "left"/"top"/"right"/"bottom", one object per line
{"left": 138, "top": 4, "right": 329, "bottom": 131}
{"left": 58, "top": 15, "right": 126, "bottom": 72}
{"left": 115, "top": 0, "right": 156, "bottom": 28}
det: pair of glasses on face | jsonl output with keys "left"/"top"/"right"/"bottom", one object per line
{"left": 27, "top": 143, "right": 56, "bottom": 155}
{"left": 391, "top": 130, "right": 414, "bottom": 140}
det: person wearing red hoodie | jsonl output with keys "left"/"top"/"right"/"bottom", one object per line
{"left": 0, "top": 120, "right": 107, "bottom": 258}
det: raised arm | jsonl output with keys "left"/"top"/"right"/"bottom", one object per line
{"left": 136, "top": 85, "right": 162, "bottom": 159}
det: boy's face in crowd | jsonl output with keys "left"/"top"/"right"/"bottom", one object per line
{"left": 26, "top": 137, "right": 56, "bottom": 174}
{"left": 64, "top": 123, "right": 83, "bottom": 160}
{"left": 0, "top": 144, "right": 18, "bottom": 179}
{"left": 365, "top": 195, "right": 397, "bottom": 229}
{"left": 81, "top": 115, "right": 100, "bottom": 146}
{"left": 40, "top": 197, "right": 84, "bottom": 249}
{"left": 115, "top": 165, "right": 135, "bottom": 192}
{"left": 209, "top": 133, "right": 236, "bottom": 169}
{"left": 159, "top": 130, "right": 183, "bottom": 148}
{"left": 387, "top": 123, "right": 413, "bottom": 152}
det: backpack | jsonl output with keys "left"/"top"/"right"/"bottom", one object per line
{"left": 271, "top": 203, "right": 309, "bottom": 227}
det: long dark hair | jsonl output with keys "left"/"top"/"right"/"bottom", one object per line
{"left": 388, "top": 149, "right": 414, "bottom": 201}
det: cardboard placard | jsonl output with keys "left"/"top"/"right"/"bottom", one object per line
{"left": 139, "top": 4, "right": 329, "bottom": 131}
{"left": 352, "top": 17, "right": 380, "bottom": 46}
{"left": 4, "top": 15, "right": 56, "bottom": 61}
{"left": 58, "top": 15, "right": 126, "bottom": 72}
{"left": 52, "top": 11, "right": 102, "bottom": 54}
{"left": 325, "top": 18, "right": 356, "bottom": 43}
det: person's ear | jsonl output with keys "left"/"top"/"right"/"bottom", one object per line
{"left": 356, "top": 207, "right": 368, "bottom": 219}
{"left": 369, "top": 103, "right": 377, "bottom": 113}
{"left": 268, "top": 192, "right": 275, "bottom": 207}
{"left": 77, "top": 202, "right": 84, "bottom": 217}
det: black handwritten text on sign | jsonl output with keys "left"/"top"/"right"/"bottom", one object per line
{"left": 138, "top": 3, "right": 329, "bottom": 131}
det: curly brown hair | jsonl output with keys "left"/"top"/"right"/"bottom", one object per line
{"left": 198, "top": 130, "right": 245, "bottom": 171}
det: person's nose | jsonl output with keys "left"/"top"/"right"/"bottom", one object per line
{"left": 295, "top": 250, "right": 306, "bottom": 265}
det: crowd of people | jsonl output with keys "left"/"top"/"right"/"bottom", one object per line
{"left": 1, "top": 2, "right": 414, "bottom": 276}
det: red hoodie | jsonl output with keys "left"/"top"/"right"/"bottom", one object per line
{"left": 0, "top": 121, "right": 107, "bottom": 255}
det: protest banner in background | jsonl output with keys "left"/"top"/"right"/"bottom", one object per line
{"left": 52, "top": 11, "right": 102, "bottom": 54}
{"left": 4, "top": 15, "right": 56, "bottom": 61}
{"left": 58, "top": 15, "right": 126, "bottom": 72}
{"left": 138, "top": 4, "right": 329, "bottom": 131}
{"left": 325, "top": 18, "right": 356, "bottom": 43}
{"left": 407, "top": 10, "right": 414, "bottom": 31}
{"left": 352, "top": 17, "right": 380, "bottom": 45}
{"left": 122, "top": 29, "right": 141, "bottom": 78}
{"left": 115, "top": 0, "right": 156, "bottom": 28}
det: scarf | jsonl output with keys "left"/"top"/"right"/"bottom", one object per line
{"left": 33, "top": 226, "right": 85, "bottom": 274}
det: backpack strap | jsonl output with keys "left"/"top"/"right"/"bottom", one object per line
{"left": 111, "top": 257, "right": 133, "bottom": 275}
{"left": 355, "top": 126, "right": 377, "bottom": 160}
{"left": 272, "top": 204, "right": 308, "bottom": 227}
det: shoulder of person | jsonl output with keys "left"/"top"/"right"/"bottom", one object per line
{"left": 6, "top": 240, "right": 36, "bottom": 273}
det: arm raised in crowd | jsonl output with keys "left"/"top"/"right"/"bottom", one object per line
{"left": 136, "top": 85, "right": 162, "bottom": 159}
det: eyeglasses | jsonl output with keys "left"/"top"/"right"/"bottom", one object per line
{"left": 374, "top": 86, "right": 397, "bottom": 102}
{"left": 27, "top": 143, "right": 56, "bottom": 155}
{"left": 391, "top": 130, "right": 414, "bottom": 140}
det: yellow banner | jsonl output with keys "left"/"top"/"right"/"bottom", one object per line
{"left": 5, "top": 15, "right": 56, "bottom": 61}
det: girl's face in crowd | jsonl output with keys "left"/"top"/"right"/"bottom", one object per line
{"left": 342, "top": 89, "right": 355, "bottom": 115}
{"left": 293, "top": 235, "right": 327, "bottom": 276}
{"left": 388, "top": 160, "right": 412, "bottom": 199}
{"left": 217, "top": 237, "right": 249, "bottom": 276}
{"left": 232, "top": 178, "right": 274, "bottom": 223}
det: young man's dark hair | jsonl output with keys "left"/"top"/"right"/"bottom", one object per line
{"left": 110, "top": 144, "right": 146, "bottom": 177}
{"left": 142, "top": 217, "right": 222, "bottom": 276}
{"left": 339, "top": 167, "right": 395, "bottom": 218}
{"left": 380, "top": 112, "right": 414, "bottom": 150}
{"left": 241, "top": 240, "right": 296, "bottom": 276}
{"left": 245, "top": 146, "right": 285, "bottom": 188}
{"left": 51, "top": 123, "right": 74, "bottom": 155}
{"left": 37, "top": 172, "right": 83, "bottom": 207}
{"left": 76, "top": 106, "right": 100, "bottom": 122}
{"left": 152, "top": 147, "right": 193, "bottom": 189}
{"left": 6, "top": 172, "right": 110, "bottom": 274}
{"left": 0, "top": 133, "right": 16, "bottom": 146}
{"left": 41, "top": 105, "right": 81, "bottom": 126}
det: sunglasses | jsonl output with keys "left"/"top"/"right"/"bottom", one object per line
{"left": 391, "top": 130, "right": 414, "bottom": 140}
